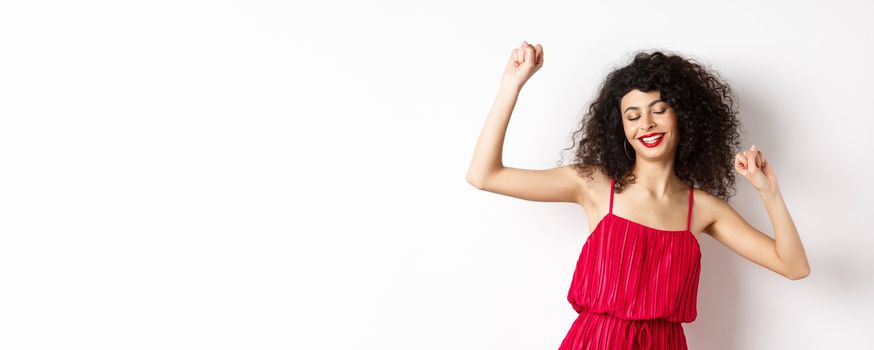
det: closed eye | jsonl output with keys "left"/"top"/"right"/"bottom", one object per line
{"left": 629, "top": 111, "right": 663, "bottom": 120}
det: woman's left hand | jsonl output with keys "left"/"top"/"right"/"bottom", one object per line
{"left": 734, "top": 144, "right": 778, "bottom": 194}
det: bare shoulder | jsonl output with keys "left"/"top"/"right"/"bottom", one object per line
{"left": 692, "top": 188, "right": 727, "bottom": 236}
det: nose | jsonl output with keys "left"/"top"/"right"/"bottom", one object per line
{"left": 639, "top": 117, "right": 655, "bottom": 131}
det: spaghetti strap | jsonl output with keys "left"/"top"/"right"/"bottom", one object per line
{"left": 686, "top": 185, "right": 694, "bottom": 231}
{"left": 609, "top": 178, "right": 614, "bottom": 214}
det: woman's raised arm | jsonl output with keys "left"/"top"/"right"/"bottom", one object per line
{"left": 466, "top": 42, "right": 584, "bottom": 204}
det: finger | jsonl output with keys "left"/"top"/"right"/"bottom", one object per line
{"left": 746, "top": 150, "right": 761, "bottom": 168}
{"left": 744, "top": 150, "right": 762, "bottom": 166}
{"left": 523, "top": 44, "right": 533, "bottom": 64}
{"left": 534, "top": 44, "right": 543, "bottom": 65}
{"left": 751, "top": 145, "right": 761, "bottom": 167}
{"left": 735, "top": 153, "right": 748, "bottom": 170}
{"left": 519, "top": 41, "right": 527, "bottom": 62}
{"left": 747, "top": 151, "right": 759, "bottom": 171}
{"left": 744, "top": 150, "right": 757, "bottom": 167}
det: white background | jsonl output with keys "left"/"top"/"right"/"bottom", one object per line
{"left": 1, "top": 1, "right": 872, "bottom": 349}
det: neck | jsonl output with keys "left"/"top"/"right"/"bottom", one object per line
{"left": 630, "top": 157, "right": 684, "bottom": 198}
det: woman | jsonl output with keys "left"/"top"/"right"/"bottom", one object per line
{"left": 465, "top": 41, "right": 810, "bottom": 349}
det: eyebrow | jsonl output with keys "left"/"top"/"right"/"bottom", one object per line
{"left": 623, "top": 99, "right": 665, "bottom": 114}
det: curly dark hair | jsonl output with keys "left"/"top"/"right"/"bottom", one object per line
{"left": 560, "top": 50, "right": 742, "bottom": 201}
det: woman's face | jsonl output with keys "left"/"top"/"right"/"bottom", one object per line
{"left": 619, "top": 89, "right": 679, "bottom": 161}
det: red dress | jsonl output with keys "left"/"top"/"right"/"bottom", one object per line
{"left": 559, "top": 178, "right": 701, "bottom": 350}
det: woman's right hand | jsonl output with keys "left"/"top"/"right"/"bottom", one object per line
{"left": 501, "top": 41, "right": 544, "bottom": 89}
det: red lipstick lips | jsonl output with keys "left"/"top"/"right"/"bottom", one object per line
{"left": 638, "top": 132, "right": 665, "bottom": 148}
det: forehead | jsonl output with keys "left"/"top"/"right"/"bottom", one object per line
{"left": 620, "top": 89, "right": 662, "bottom": 109}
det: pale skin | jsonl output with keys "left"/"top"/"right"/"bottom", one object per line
{"left": 466, "top": 41, "right": 810, "bottom": 280}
